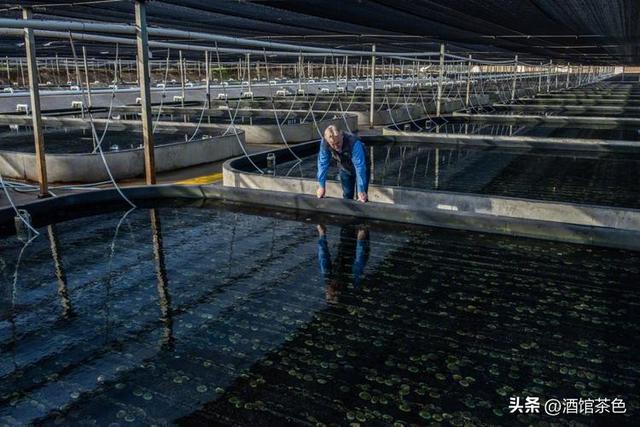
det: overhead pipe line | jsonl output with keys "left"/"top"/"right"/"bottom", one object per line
{"left": 0, "top": 28, "right": 442, "bottom": 62}
{"left": 0, "top": 17, "right": 528, "bottom": 64}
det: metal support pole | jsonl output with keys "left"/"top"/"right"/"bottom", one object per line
{"left": 63, "top": 58, "right": 70, "bottom": 84}
{"left": 436, "top": 43, "right": 445, "bottom": 116}
{"left": 578, "top": 65, "right": 583, "bottom": 86}
{"left": 369, "top": 44, "right": 376, "bottom": 129}
{"left": 510, "top": 55, "right": 518, "bottom": 101}
{"left": 565, "top": 62, "right": 570, "bottom": 89}
{"left": 345, "top": 55, "right": 348, "bottom": 80}
{"left": 54, "top": 53, "right": 60, "bottom": 85}
{"left": 5, "top": 56, "right": 9, "bottom": 82}
{"left": 71, "top": 55, "right": 82, "bottom": 89}
{"left": 135, "top": 0, "right": 155, "bottom": 185}
{"left": 82, "top": 46, "right": 92, "bottom": 107}
{"left": 465, "top": 54, "right": 472, "bottom": 107}
{"left": 298, "top": 53, "right": 303, "bottom": 92}
{"left": 246, "top": 53, "right": 251, "bottom": 93}
{"left": 19, "top": 58, "right": 26, "bottom": 87}
{"left": 434, "top": 148, "right": 439, "bottom": 189}
{"left": 178, "top": 50, "right": 185, "bottom": 102}
{"left": 205, "top": 50, "right": 210, "bottom": 108}
{"left": 537, "top": 62, "right": 542, "bottom": 93}
{"left": 546, "top": 60, "right": 552, "bottom": 93}
{"left": 22, "top": 7, "right": 49, "bottom": 197}
{"left": 112, "top": 54, "right": 118, "bottom": 83}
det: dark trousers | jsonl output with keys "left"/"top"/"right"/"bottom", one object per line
{"left": 339, "top": 160, "right": 371, "bottom": 200}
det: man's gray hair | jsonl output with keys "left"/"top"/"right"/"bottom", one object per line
{"left": 324, "top": 124, "right": 341, "bottom": 139}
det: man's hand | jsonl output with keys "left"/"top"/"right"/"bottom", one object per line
{"left": 316, "top": 186, "right": 326, "bottom": 198}
{"left": 357, "top": 192, "right": 368, "bottom": 203}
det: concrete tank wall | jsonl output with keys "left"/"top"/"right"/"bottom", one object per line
{"left": 0, "top": 130, "right": 244, "bottom": 183}
{"left": 221, "top": 140, "right": 640, "bottom": 243}
{"left": 223, "top": 165, "right": 640, "bottom": 232}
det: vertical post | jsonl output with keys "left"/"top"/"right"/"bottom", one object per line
{"left": 237, "top": 57, "right": 241, "bottom": 80}
{"left": 205, "top": 50, "right": 210, "bottom": 108}
{"left": 565, "top": 62, "right": 570, "bottom": 89}
{"left": 82, "top": 46, "right": 92, "bottom": 107}
{"left": 510, "top": 55, "right": 518, "bottom": 101}
{"left": 345, "top": 55, "right": 348, "bottom": 81}
{"left": 369, "top": 44, "right": 376, "bottom": 129}
{"left": 63, "top": 58, "right": 70, "bottom": 84}
{"left": 178, "top": 50, "right": 185, "bottom": 102}
{"left": 554, "top": 63, "right": 558, "bottom": 89}
{"left": 54, "top": 53, "right": 60, "bottom": 85}
{"left": 71, "top": 55, "right": 82, "bottom": 88}
{"left": 546, "top": 60, "right": 552, "bottom": 93}
{"left": 135, "top": 0, "right": 155, "bottom": 185}
{"left": 112, "top": 53, "right": 118, "bottom": 83}
{"left": 434, "top": 148, "right": 440, "bottom": 189}
{"left": 19, "top": 58, "right": 26, "bottom": 87}
{"left": 180, "top": 52, "right": 187, "bottom": 123}
{"left": 465, "top": 54, "right": 472, "bottom": 107}
{"left": 22, "top": 7, "right": 49, "bottom": 197}
{"left": 537, "top": 61, "right": 542, "bottom": 93}
{"left": 578, "top": 65, "right": 583, "bottom": 86}
{"left": 5, "top": 56, "right": 9, "bottom": 82}
{"left": 436, "top": 43, "right": 445, "bottom": 116}
{"left": 246, "top": 53, "right": 251, "bottom": 93}
{"left": 298, "top": 53, "right": 303, "bottom": 92}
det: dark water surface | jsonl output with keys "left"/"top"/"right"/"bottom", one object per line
{"left": 0, "top": 126, "right": 220, "bottom": 154}
{"left": 401, "top": 119, "right": 640, "bottom": 141}
{"left": 274, "top": 142, "right": 640, "bottom": 209}
{"left": 0, "top": 201, "right": 638, "bottom": 425}
{"left": 481, "top": 106, "right": 640, "bottom": 118}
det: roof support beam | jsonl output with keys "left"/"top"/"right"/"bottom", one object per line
{"left": 134, "top": 0, "right": 155, "bottom": 185}
{"left": 22, "top": 7, "right": 49, "bottom": 197}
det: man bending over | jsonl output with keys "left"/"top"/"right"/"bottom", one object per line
{"left": 316, "top": 125, "right": 369, "bottom": 202}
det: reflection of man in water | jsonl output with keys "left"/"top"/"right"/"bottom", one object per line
{"left": 317, "top": 224, "right": 370, "bottom": 303}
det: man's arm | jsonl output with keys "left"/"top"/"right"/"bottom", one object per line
{"left": 351, "top": 140, "right": 368, "bottom": 200}
{"left": 316, "top": 139, "right": 331, "bottom": 190}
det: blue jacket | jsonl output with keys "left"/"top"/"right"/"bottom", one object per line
{"left": 317, "top": 133, "right": 367, "bottom": 193}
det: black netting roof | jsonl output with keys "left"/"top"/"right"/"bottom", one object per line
{"left": 0, "top": 0, "right": 637, "bottom": 64}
